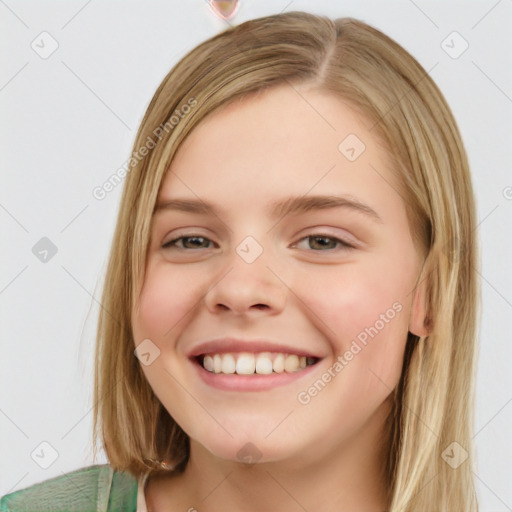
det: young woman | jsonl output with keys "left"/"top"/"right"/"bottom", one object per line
{"left": 1, "top": 10, "right": 480, "bottom": 512}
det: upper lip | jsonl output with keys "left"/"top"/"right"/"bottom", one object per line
{"left": 188, "top": 338, "right": 323, "bottom": 359}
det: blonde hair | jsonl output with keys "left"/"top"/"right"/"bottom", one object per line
{"left": 92, "top": 11, "right": 480, "bottom": 510}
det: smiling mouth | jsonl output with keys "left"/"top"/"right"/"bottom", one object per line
{"left": 195, "top": 352, "right": 319, "bottom": 376}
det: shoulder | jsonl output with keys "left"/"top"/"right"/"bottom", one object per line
{"left": 0, "top": 464, "right": 138, "bottom": 512}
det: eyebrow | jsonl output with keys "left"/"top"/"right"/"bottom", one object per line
{"left": 154, "top": 194, "right": 383, "bottom": 223}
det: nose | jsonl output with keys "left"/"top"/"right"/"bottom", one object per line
{"left": 203, "top": 249, "right": 287, "bottom": 316}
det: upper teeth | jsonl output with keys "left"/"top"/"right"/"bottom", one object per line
{"left": 201, "top": 352, "right": 315, "bottom": 375}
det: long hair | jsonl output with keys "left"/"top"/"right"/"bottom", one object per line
{"left": 92, "top": 11, "right": 480, "bottom": 510}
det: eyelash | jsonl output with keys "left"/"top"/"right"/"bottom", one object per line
{"left": 161, "top": 234, "right": 355, "bottom": 252}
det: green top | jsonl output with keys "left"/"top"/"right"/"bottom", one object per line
{"left": 0, "top": 464, "right": 138, "bottom": 512}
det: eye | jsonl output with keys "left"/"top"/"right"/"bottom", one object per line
{"left": 293, "top": 234, "right": 355, "bottom": 252}
{"left": 161, "top": 234, "right": 355, "bottom": 252}
{"left": 162, "top": 235, "right": 216, "bottom": 250}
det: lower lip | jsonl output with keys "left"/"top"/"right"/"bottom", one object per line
{"left": 191, "top": 357, "right": 321, "bottom": 392}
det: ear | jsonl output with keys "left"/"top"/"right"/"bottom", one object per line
{"left": 408, "top": 260, "right": 431, "bottom": 337}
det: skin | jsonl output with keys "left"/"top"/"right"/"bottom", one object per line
{"left": 131, "top": 82, "right": 429, "bottom": 511}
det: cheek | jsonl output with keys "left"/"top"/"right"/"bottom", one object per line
{"left": 309, "top": 262, "right": 410, "bottom": 334}
{"left": 132, "top": 262, "right": 202, "bottom": 343}
{"left": 301, "top": 255, "right": 413, "bottom": 381}
{"left": 294, "top": 262, "right": 411, "bottom": 441}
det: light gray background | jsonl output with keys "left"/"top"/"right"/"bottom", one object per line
{"left": 1, "top": 0, "right": 511, "bottom": 509}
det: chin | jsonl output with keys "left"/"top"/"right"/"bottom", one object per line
{"left": 193, "top": 431, "right": 300, "bottom": 466}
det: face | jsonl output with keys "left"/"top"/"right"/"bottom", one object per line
{"left": 131, "top": 83, "right": 428, "bottom": 467}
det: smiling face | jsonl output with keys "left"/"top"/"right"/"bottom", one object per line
{"left": 131, "top": 83, "right": 428, "bottom": 467}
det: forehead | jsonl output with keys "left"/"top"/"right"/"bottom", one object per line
{"left": 157, "top": 84, "right": 401, "bottom": 220}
